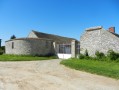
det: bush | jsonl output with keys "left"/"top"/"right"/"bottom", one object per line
{"left": 95, "top": 51, "right": 105, "bottom": 60}
{"left": 85, "top": 49, "right": 89, "bottom": 56}
{"left": 79, "top": 54, "right": 85, "bottom": 59}
{"left": 116, "top": 58, "right": 119, "bottom": 62}
{"left": 79, "top": 50, "right": 119, "bottom": 61}
{"left": 0, "top": 46, "right": 4, "bottom": 55}
{"left": 0, "top": 52, "right": 3, "bottom": 55}
{"left": 107, "top": 50, "right": 119, "bottom": 60}
{"left": 79, "top": 54, "right": 91, "bottom": 60}
{"left": 1, "top": 46, "right": 5, "bottom": 51}
{"left": 32, "top": 53, "right": 56, "bottom": 57}
{"left": 79, "top": 50, "right": 89, "bottom": 59}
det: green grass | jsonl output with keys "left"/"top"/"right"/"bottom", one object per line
{"left": 0, "top": 54, "right": 57, "bottom": 61}
{"left": 60, "top": 58, "right": 119, "bottom": 79}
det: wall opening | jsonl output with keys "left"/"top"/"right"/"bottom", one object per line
{"left": 12, "top": 42, "right": 14, "bottom": 49}
{"left": 58, "top": 44, "right": 71, "bottom": 54}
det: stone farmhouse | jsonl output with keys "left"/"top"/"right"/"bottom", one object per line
{"left": 5, "top": 30, "right": 79, "bottom": 59}
{"left": 6, "top": 26, "right": 119, "bottom": 58}
{"left": 80, "top": 26, "right": 119, "bottom": 56}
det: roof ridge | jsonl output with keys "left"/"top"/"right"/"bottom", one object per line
{"left": 31, "top": 30, "right": 79, "bottom": 44}
{"left": 86, "top": 26, "right": 103, "bottom": 31}
{"left": 32, "top": 30, "right": 77, "bottom": 40}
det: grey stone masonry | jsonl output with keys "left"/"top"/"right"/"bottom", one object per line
{"left": 80, "top": 26, "right": 119, "bottom": 56}
{"left": 27, "top": 31, "right": 38, "bottom": 38}
{"left": 71, "top": 40, "right": 78, "bottom": 58}
{"left": 5, "top": 30, "right": 79, "bottom": 58}
{"left": 53, "top": 42, "right": 59, "bottom": 54}
{"left": 5, "top": 38, "right": 55, "bottom": 56}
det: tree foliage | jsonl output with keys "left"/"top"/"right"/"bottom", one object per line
{"left": 10, "top": 35, "right": 16, "bottom": 39}
{"left": 95, "top": 51, "right": 105, "bottom": 59}
{"left": 85, "top": 49, "right": 89, "bottom": 56}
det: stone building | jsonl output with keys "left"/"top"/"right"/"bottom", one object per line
{"left": 5, "top": 30, "right": 79, "bottom": 59}
{"left": 5, "top": 38, "right": 55, "bottom": 56}
{"left": 80, "top": 26, "right": 119, "bottom": 56}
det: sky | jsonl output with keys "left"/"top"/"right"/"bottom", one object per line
{"left": 0, "top": 0, "right": 119, "bottom": 45}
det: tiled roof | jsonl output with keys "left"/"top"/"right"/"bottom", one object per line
{"left": 32, "top": 30, "right": 78, "bottom": 44}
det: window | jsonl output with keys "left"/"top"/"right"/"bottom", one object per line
{"left": 58, "top": 44, "right": 71, "bottom": 54}
{"left": 59, "top": 44, "right": 64, "bottom": 53}
{"left": 12, "top": 42, "right": 14, "bottom": 49}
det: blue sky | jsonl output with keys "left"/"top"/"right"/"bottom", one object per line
{"left": 0, "top": 0, "right": 119, "bottom": 45}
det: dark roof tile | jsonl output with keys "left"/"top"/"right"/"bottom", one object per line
{"left": 32, "top": 30, "right": 78, "bottom": 44}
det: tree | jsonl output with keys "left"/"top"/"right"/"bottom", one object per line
{"left": 85, "top": 49, "right": 89, "bottom": 56}
{"left": 10, "top": 35, "right": 16, "bottom": 39}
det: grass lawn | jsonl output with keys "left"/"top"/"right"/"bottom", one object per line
{"left": 0, "top": 54, "right": 57, "bottom": 61}
{"left": 60, "top": 58, "right": 119, "bottom": 79}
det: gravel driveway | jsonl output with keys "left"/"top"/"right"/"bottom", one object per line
{"left": 0, "top": 59, "right": 119, "bottom": 90}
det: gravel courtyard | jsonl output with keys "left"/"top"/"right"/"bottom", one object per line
{"left": 0, "top": 59, "right": 119, "bottom": 90}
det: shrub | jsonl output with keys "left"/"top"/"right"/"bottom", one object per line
{"left": 79, "top": 54, "right": 85, "bottom": 59}
{"left": 107, "top": 50, "right": 119, "bottom": 60}
{"left": 1, "top": 46, "right": 5, "bottom": 51}
{"left": 0, "top": 46, "right": 4, "bottom": 55}
{"left": 0, "top": 52, "right": 3, "bottom": 55}
{"left": 32, "top": 53, "right": 56, "bottom": 57}
{"left": 95, "top": 51, "right": 105, "bottom": 60}
{"left": 85, "top": 49, "right": 89, "bottom": 56}
{"left": 79, "top": 50, "right": 119, "bottom": 61}
{"left": 79, "top": 54, "right": 91, "bottom": 60}
{"left": 79, "top": 50, "right": 89, "bottom": 59}
{"left": 116, "top": 58, "right": 119, "bottom": 62}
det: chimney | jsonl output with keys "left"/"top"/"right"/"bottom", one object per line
{"left": 108, "top": 27, "right": 115, "bottom": 33}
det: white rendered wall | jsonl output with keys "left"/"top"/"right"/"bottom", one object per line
{"left": 57, "top": 53, "right": 71, "bottom": 59}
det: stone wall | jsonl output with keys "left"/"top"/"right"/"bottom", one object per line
{"left": 5, "top": 38, "right": 55, "bottom": 56}
{"left": 71, "top": 40, "right": 79, "bottom": 58}
{"left": 80, "top": 29, "right": 101, "bottom": 56}
{"left": 27, "top": 31, "right": 38, "bottom": 38}
{"left": 80, "top": 27, "right": 119, "bottom": 56}
{"left": 100, "top": 30, "right": 119, "bottom": 54}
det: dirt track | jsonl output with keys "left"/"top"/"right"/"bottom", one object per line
{"left": 0, "top": 59, "right": 119, "bottom": 90}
